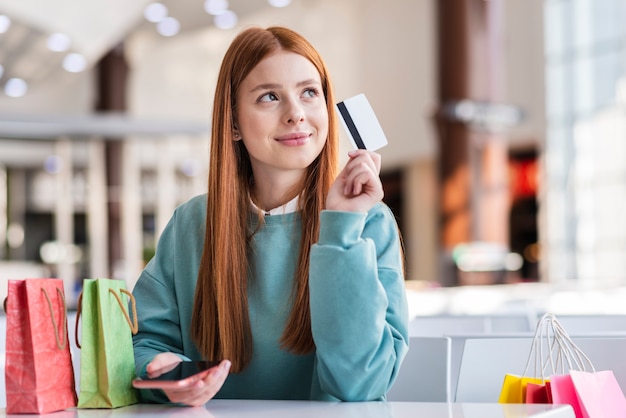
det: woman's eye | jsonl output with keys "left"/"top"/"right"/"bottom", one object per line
{"left": 303, "top": 88, "right": 318, "bottom": 98}
{"left": 258, "top": 92, "right": 278, "bottom": 102}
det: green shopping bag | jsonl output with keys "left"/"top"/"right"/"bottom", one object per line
{"left": 75, "top": 278, "right": 139, "bottom": 408}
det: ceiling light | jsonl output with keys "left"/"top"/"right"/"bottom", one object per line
{"left": 204, "top": 0, "right": 229, "bottom": 15}
{"left": 214, "top": 10, "right": 237, "bottom": 30}
{"left": 63, "top": 53, "right": 87, "bottom": 73}
{"left": 4, "top": 78, "right": 28, "bottom": 98}
{"left": 268, "top": 0, "right": 291, "bottom": 7}
{"left": 157, "top": 16, "right": 180, "bottom": 36}
{"left": 0, "top": 15, "right": 10, "bottom": 34}
{"left": 144, "top": 2, "right": 168, "bottom": 23}
{"left": 47, "top": 33, "right": 71, "bottom": 52}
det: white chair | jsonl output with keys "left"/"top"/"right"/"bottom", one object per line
{"left": 446, "top": 333, "right": 534, "bottom": 403}
{"left": 386, "top": 336, "right": 451, "bottom": 401}
{"left": 454, "top": 335, "right": 626, "bottom": 402}
{"left": 540, "top": 314, "right": 626, "bottom": 334}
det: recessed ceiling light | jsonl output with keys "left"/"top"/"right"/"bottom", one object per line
{"left": 144, "top": 2, "right": 168, "bottom": 23}
{"left": 4, "top": 78, "right": 28, "bottom": 98}
{"left": 0, "top": 15, "right": 11, "bottom": 34}
{"left": 63, "top": 53, "right": 87, "bottom": 73}
{"left": 214, "top": 10, "right": 237, "bottom": 30}
{"left": 204, "top": 0, "right": 229, "bottom": 15}
{"left": 268, "top": 0, "right": 291, "bottom": 7}
{"left": 47, "top": 33, "right": 71, "bottom": 52}
{"left": 157, "top": 16, "right": 180, "bottom": 36}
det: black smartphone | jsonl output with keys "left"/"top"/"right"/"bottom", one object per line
{"left": 132, "top": 360, "right": 221, "bottom": 389}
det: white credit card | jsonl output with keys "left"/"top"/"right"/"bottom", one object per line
{"left": 335, "top": 93, "right": 388, "bottom": 151}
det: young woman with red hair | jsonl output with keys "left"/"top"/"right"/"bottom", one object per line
{"left": 132, "top": 25, "right": 408, "bottom": 406}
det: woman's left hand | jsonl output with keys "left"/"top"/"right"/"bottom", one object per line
{"left": 326, "top": 149, "right": 384, "bottom": 213}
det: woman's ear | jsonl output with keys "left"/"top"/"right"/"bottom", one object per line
{"left": 233, "top": 126, "right": 241, "bottom": 141}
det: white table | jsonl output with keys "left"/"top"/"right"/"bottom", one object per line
{"left": 1, "top": 400, "right": 575, "bottom": 417}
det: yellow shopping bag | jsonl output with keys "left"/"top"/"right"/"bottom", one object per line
{"left": 499, "top": 374, "right": 545, "bottom": 403}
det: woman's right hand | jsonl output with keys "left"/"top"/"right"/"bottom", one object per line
{"left": 147, "top": 353, "right": 232, "bottom": 407}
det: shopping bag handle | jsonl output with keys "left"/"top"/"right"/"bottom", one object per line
{"left": 74, "top": 288, "right": 139, "bottom": 349}
{"left": 41, "top": 287, "right": 68, "bottom": 350}
{"left": 109, "top": 288, "right": 139, "bottom": 335}
{"left": 522, "top": 312, "right": 596, "bottom": 378}
{"left": 75, "top": 291, "right": 83, "bottom": 349}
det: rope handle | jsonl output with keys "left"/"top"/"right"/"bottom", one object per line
{"left": 109, "top": 288, "right": 139, "bottom": 335}
{"left": 74, "top": 287, "right": 138, "bottom": 350}
{"left": 550, "top": 317, "right": 595, "bottom": 373}
{"left": 522, "top": 312, "right": 596, "bottom": 379}
{"left": 522, "top": 312, "right": 553, "bottom": 380}
{"left": 75, "top": 291, "right": 83, "bottom": 349}
{"left": 41, "top": 287, "right": 68, "bottom": 350}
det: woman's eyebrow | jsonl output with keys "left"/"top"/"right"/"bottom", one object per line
{"left": 250, "top": 83, "right": 281, "bottom": 93}
{"left": 249, "top": 79, "right": 321, "bottom": 93}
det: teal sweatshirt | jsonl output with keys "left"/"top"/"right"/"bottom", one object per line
{"left": 132, "top": 194, "right": 409, "bottom": 402}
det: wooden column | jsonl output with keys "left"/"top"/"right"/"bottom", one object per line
{"left": 95, "top": 44, "right": 128, "bottom": 278}
{"left": 437, "top": 0, "right": 509, "bottom": 285}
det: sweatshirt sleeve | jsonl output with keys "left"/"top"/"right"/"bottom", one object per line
{"left": 132, "top": 209, "right": 192, "bottom": 404}
{"left": 308, "top": 203, "right": 409, "bottom": 401}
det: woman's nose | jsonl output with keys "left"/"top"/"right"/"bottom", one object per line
{"left": 285, "top": 100, "right": 305, "bottom": 124}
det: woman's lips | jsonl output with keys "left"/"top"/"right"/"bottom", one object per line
{"left": 275, "top": 132, "right": 311, "bottom": 146}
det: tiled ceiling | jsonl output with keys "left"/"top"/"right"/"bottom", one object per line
{"left": 0, "top": 0, "right": 273, "bottom": 97}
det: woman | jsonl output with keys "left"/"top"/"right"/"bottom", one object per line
{"left": 132, "top": 25, "right": 409, "bottom": 406}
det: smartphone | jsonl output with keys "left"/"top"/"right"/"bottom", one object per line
{"left": 132, "top": 360, "right": 221, "bottom": 389}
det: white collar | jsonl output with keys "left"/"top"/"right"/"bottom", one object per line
{"left": 250, "top": 195, "right": 299, "bottom": 216}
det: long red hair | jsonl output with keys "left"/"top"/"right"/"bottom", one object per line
{"left": 191, "top": 26, "right": 339, "bottom": 373}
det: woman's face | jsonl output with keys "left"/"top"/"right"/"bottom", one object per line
{"left": 234, "top": 50, "right": 328, "bottom": 181}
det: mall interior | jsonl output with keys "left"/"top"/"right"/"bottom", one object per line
{"left": 1, "top": 0, "right": 626, "bottom": 315}
{"left": 3, "top": 0, "right": 626, "bottom": 411}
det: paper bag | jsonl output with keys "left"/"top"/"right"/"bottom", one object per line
{"left": 5, "top": 278, "right": 77, "bottom": 413}
{"left": 569, "top": 369, "right": 626, "bottom": 418}
{"left": 499, "top": 313, "right": 566, "bottom": 405}
{"left": 499, "top": 374, "right": 544, "bottom": 403}
{"left": 76, "top": 278, "right": 139, "bottom": 408}
{"left": 550, "top": 374, "right": 583, "bottom": 416}
{"left": 526, "top": 381, "right": 552, "bottom": 404}
{"left": 545, "top": 314, "right": 626, "bottom": 418}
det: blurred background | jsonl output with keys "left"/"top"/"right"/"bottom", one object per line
{"left": 0, "top": 0, "right": 625, "bottom": 314}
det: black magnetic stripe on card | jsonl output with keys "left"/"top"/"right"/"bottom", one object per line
{"left": 337, "top": 101, "right": 366, "bottom": 149}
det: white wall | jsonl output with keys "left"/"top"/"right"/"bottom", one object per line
{"left": 126, "top": 0, "right": 438, "bottom": 170}
{"left": 124, "top": 0, "right": 440, "bottom": 280}
{"left": 503, "top": 0, "right": 546, "bottom": 148}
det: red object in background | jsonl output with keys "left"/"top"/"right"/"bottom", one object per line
{"left": 510, "top": 158, "right": 538, "bottom": 200}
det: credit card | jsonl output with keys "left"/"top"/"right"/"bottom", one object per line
{"left": 335, "top": 93, "right": 388, "bottom": 151}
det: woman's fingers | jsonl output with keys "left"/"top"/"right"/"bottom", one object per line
{"left": 342, "top": 151, "right": 383, "bottom": 198}
{"left": 164, "top": 360, "right": 231, "bottom": 406}
{"left": 326, "top": 150, "right": 384, "bottom": 212}
{"left": 146, "top": 353, "right": 183, "bottom": 378}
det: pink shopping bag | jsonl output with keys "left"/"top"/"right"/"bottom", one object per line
{"left": 570, "top": 369, "right": 626, "bottom": 418}
{"left": 550, "top": 374, "right": 583, "bottom": 417}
